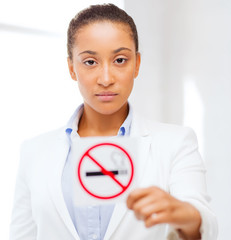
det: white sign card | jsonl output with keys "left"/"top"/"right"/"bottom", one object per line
{"left": 69, "top": 137, "right": 139, "bottom": 205}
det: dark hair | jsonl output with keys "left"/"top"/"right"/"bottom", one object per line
{"left": 67, "top": 4, "right": 139, "bottom": 60}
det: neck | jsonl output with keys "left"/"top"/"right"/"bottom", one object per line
{"left": 78, "top": 103, "right": 129, "bottom": 137}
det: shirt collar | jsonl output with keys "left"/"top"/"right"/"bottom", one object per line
{"left": 65, "top": 103, "right": 132, "bottom": 139}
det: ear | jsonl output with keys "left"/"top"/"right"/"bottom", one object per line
{"left": 134, "top": 52, "right": 141, "bottom": 78}
{"left": 67, "top": 57, "right": 77, "bottom": 81}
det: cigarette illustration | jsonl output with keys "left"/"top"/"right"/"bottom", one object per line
{"left": 86, "top": 170, "right": 127, "bottom": 177}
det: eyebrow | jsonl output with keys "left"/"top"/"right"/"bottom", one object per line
{"left": 78, "top": 47, "right": 132, "bottom": 56}
{"left": 78, "top": 50, "right": 97, "bottom": 56}
{"left": 113, "top": 47, "right": 132, "bottom": 53}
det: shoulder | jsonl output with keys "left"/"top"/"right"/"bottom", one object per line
{"left": 21, "top": 126, "right": 66, "bottom": 150}
{"left": 132, "top": 113, "right": 197, "bottom": 141}
{"left": 20, "top": 127, "right": 67, "bottom": 166}
{"left": 131, "top": 113, "right": 199, "bottom": 158}
{"left": 18, "top": 127, "right": 67, "bottom": 179}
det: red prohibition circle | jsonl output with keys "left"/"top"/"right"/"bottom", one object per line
{"left": 77, "top": 142, "right": 134, "bottom": 200}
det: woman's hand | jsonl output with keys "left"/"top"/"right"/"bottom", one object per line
{"left": 126, "top": 186, "right": 202, "bottom": 240}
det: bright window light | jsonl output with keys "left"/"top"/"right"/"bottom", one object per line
{"left": 183, "top": 77, "right": 204, "bottom": 157}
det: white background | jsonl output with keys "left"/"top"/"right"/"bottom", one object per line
{"left": 0, "top": 0, "right": 230, "bottom": 239}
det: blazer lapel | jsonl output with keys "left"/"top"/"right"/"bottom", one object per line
{"left": 104, "top": 114, "right": 152, "bottom": 240}
{"left": 130, "top": 113, "right": 153, "bottom": 186}
{"left": 48, "top": 135, "right": 80, "bottom": 240}
{"left": 103, "top": 202, "right": 127, "bottom": 240}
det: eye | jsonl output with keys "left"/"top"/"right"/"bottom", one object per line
{"left": 114, "top": 58, "right": 127, "bottom": 64}
{"left": 84, "top": 60, "right": 97, "bottom": 66}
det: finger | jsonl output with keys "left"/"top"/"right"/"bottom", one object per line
{"left": 132, "top": 198, "right": 157, "bottom": 220}
{"left": 134, "top": 198, "right": 170, "bottom": 221}
{"left": 129, "top": 190, "right": 170, "bottom": 215}
{"left": 134, "top": 203, "right": 159, "bottom": 220}
{"left": 145, "top": 212, "right": 167, "bottom": 228}
{"left": 131, "top": 194, "right": 156, "bottom": 212}
{"left": 127, "top": 186, "right": 160, "bottom": 209}
{"left": 127, "top": 188, "right": 150, "bottom": 209}
{"left": 144, "top": 197, "right": 181, "bottom": 227}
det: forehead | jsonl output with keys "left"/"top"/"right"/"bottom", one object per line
{"left": 73, "top": 21, "right": 135, "bottom": 51}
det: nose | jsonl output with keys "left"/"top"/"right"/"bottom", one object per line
{"left": 97, "top": 63, "right": 114, "bottom": 87}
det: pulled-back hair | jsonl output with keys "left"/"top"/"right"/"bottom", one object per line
{"left": 67, "top": 4, "right": 139, "bottom": 60}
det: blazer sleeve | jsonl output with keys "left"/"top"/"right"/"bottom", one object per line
{"left": 9, "top": 141, "right": 37, "bottom": 240}
{"left": 168, "top": 127, "right": 218, "bottom": 240}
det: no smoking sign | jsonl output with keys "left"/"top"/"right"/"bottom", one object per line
{"left": 71, "top": 137, "right": 138, "bottom": 205}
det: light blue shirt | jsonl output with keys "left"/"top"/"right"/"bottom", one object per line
{"left": 62, "top": 104, "right": 132, "bottom": 240}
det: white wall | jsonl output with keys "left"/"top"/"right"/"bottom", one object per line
{"left": 125, "top": 1, "right": 231, "bottom": 239}
{"left": 127, "top": 0, "right": 164, "bottom": 121}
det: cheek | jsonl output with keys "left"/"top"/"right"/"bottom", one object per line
{"left": 76, "top": 69, "right": 91, "bottom": 89}
{"left": 75, "top": 66, "right": 97, "bottom": 86}
{"left": 77, "top": 80, "right": 91, "bottom": 96}
{"left": 118, "top": 66, "right": 136, "bottom": 86}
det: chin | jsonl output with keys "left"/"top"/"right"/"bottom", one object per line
{"left": 96, "top": 107, "right": 121, "bottom": 116}
{"left": 93, "top": 103, "right": 127, "bottom": 116}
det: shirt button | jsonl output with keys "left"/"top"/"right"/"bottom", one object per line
{"left": 92, "top": 234, "right": 97, "bottom": 240}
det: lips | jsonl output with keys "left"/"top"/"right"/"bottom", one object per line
{"left": 95, "top": 92, "right": 118, "bottom": 96}
{"left": 95, "top": 92, "right": 118, "bottom": 101}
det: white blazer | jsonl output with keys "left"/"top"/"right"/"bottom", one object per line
{"left": 10, "top": 112, "right": 217, "bottom": 240}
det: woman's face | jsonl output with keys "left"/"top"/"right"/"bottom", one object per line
{"left": 68, "top": 21, "right": 140, "bottom": 115}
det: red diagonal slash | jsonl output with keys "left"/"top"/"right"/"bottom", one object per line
{"left": 86, "top": 152, "right": 126, "bottom": 190}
